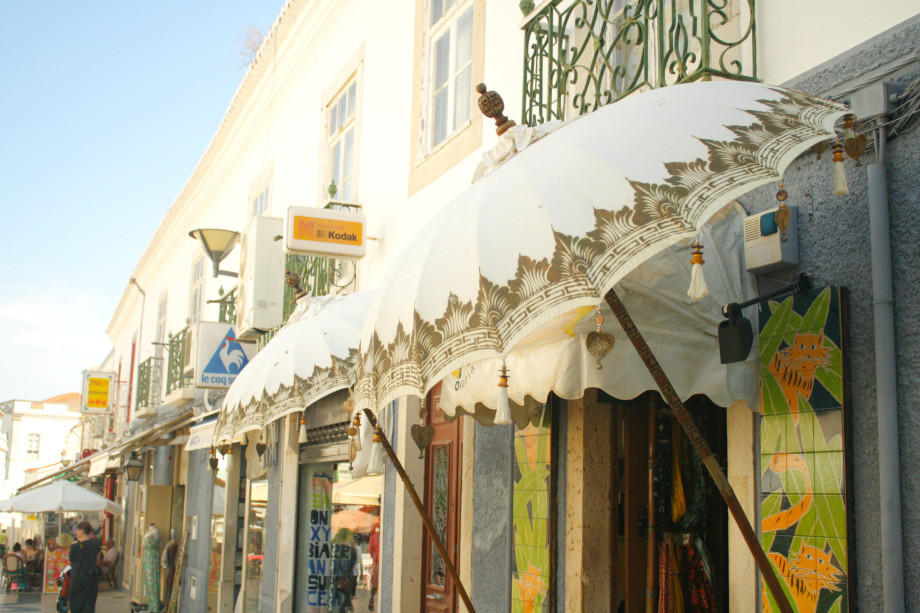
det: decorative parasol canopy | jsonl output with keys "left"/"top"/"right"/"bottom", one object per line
{"left": 439, "top": 202, "right": 757, "bottom": 424}
{"left": 0, "top": 480, "right": 123, "bottom": 515}
{"left": 354, "top": 81, "right": 847, "bottom": 414}
{"left": 214, "top": 291, "right": 374, "bottom": 444}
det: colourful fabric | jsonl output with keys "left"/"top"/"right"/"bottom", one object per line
{"left": 143, "top": 527, "right": 162, "bottom": 612}
{"left": 685, "top": 539, "right": 717, "bottom": 612}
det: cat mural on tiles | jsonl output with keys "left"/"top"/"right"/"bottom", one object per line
{"left": 759, "top": 286, "right": 850, "bottom": 613}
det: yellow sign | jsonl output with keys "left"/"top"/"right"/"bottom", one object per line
{"left": 293, "top": 215, "right": 363, "bottom": 246}
{"left": 87, "top": 377, "right": 111, "bottom": 408}
{"left": 285, "top": 206, "right": 366, "bottom": 258}
{"left": 82, "top": 371, "right": 116, "bottom": 414}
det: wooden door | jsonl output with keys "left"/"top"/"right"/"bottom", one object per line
{"left": 421, "top": 383, "right": 461, "bottom": 613}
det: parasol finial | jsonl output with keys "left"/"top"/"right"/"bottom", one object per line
{"left": 476, "top": 83, "right": 516, "bottom": 136}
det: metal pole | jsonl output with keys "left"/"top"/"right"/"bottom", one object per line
{"left": 362, "top": 409, "right": 476, "bottom": 613}
{"left": 869, "top": 125, "right": 905, "bottom": 613}
{"left": 604, "top": 288, "right": 793, "bottom": 613}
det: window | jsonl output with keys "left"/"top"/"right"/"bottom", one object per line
{"left": 408, "top": 0, "right": 483, "bottom": 194}
{"left": 155, "top": 294, "right": 168, "bottom": 359}
{"left": 189, "top": 256, "right": 205, "bottom": 324}
{"left": 250, "top": 184, "right": 271, "bottom": 218}
{"left": 326, "top": 79, "right": 358, "bottom": 202}
{"left": 427, "top": 1, "right": 474, "bottom": 148}
{"left": 26, "top": 433, "right": 40, "bottom": 459}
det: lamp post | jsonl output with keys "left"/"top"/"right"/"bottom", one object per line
{"left": 189, "top": 228, "right": 241, "bottom": 278}
{"left": 124, "top": 452, "right": 144, "bottom": 482}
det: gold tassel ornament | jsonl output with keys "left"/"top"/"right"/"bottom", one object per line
{"left": 349, "top": 413, "right": 362, "bottom": 452}
{"left": 209, "top": 447, "right": 219, "bottom": 472}
{"left": 367, "top": 424, "right": 386, "bottom": 475}
{"left": 686, "top": 240, "right": 709, "bottom": 301}
{"left": 298, "top": 413, "right": 308, "bottom": 444}
{"left": 774, "top": 183, "right": 791, "bottom": 242}
{"left": 832, "top": 141, "right": 849, "bottom": 196}
{"left": 494, "top": 361, "right": 513, "bottom": 425}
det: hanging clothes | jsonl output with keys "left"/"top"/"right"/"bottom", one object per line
{"left": 143, "top": 525, "right": 163, "bottom": 612}
{"left": 685, "top": 538, "right": 717, "bottom": 613}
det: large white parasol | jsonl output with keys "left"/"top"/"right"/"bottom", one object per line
{"left": 0, "top": 480, "right": 122, "bottom": 515}
{"left": 214, "top": 291, "right": 374, "bottom": 444}
{"left": 354, "top": 81, "right": 847, "bottom": 414}
{"left": 352, "top": 81, "right": 847, "bottom": 613}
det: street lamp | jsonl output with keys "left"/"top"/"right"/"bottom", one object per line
{"left": 124, "top": 452, "right": 144, "bottom": 482}
{"left": 189, "top": 228, "right": 241, "bottom": 278}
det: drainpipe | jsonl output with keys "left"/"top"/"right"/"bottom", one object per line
{"left": 868, "top": 124, "right": 905, "bottom": 613}
{"left": 129, "top": 278, "right": 146, "bottom": 420}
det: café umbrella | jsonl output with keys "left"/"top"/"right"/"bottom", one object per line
{"left": 353, "top": 80, "right": 848, "bottom": 612}
{"left": 0, "top": 480, "right": 122, "bottom": 515}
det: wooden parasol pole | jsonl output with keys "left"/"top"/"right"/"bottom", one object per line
{"left": 646, "top": 395, "right": 658, "bottom": 613}
{"left": 604, "top": 289, "right": 793, "bottom": 613}
{"left": 362, "top": 409, "right": 476, "bottom": 613}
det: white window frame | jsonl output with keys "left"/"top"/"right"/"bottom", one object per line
{"left": 26, "top": 433, "right": 40, "bottom": 459}
{"left": 189, "top": 256, "right": 205, "bottom": 324}
{"left": 423, "top": 0, "right": 474, "bottom": 153}
{"left": 248, "top": 163, "right": 273, "bottom": 222}
{"left": 325, "top": 78, "right": 359, "bottom": 203}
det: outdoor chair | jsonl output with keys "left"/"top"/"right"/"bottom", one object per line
{"left": 100, "top": 551, "right": 119, "bottom": 589}
{"left": 1, "top": 553, "right": 28, "bottom": 592}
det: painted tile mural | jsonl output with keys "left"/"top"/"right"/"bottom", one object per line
{"left": 512, "top": 405, "right": 552, "bottom": 613}
{"left": 759, "top": 286, "right": 850, "bottom": 613}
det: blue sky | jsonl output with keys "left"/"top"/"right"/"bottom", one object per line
{"left": 0, "top": 1, "right": 285, "bottom": 401}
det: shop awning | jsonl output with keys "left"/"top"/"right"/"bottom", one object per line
{"left": 87, "top": 452, "right": 110, "bottom": 478}
{"left": 185, "top": 417, "right": 218, "bottom": 451}
{"left": 17, "top": 410, "right": 194, "bottom": 494}
{"left": 214, "top": 291, "right": 374, "bottom": 444}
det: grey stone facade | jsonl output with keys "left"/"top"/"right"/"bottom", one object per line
{"left": 738, "top": 15, "right": 920, "bottom": 611}
{"left": 180, "top": 447, "right": 215, "bottom": 613}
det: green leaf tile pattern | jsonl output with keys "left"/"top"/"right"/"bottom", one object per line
{"left": 759, "top": 287, "right": 849, "bottom": 613}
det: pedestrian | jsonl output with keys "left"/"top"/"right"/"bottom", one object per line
{"left": 0, "top": 528, "right": 8, "bottom": 557}
{"left": 68, "top": 520, "right": 102, "bottom": 612}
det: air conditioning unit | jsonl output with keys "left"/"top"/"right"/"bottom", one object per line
{"left": 743, "top": 206, "right": 799, "bottom": 274}
{"left": 236, "top": 216, "right": 285, "bottom": 340}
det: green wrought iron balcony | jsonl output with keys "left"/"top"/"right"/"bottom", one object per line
{"left": 520, "top": 0, "right": 756, "bottom": 125}
{"left": 135, "top": 356, "right": 163, "bottom": 412}
{"left": 213, "top": 286, "right": 238, "bottom": 324}
{"left": 281, "top": 253, "right": 356, "bottom": 323}
{"left": 165, "top": 326, "right": 193, "bottom": 395}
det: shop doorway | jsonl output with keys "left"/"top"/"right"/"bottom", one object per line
{"left": 607, "top": 391, "right": 728, "bottom": 613}
{"left": 421, "top": 383, "right": 462, "bottom": 613}
{"left": 294, "top": 462, "right": 381, "bottom": 613}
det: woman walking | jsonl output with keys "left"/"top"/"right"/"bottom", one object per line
{"left": 68, "top": 521, "right": 101, "bottom": 613}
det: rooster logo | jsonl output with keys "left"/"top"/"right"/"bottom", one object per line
{"left": 202, "top": 326, "right": 250, "bottom": 377}
{"left": 219, "top": 336, "right": 247, "bottom": 373}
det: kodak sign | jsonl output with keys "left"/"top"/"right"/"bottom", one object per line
{"left": 285, "top": 206, "right": 366, "bottom": 258}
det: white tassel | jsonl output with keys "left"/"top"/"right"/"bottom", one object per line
{"left": 298, "top": 416, "right": 308, "bottom": 444}
{"left": 844, "top": 115, "right": 856, "bottom": 142}
{"left": 367, "top": 435, "right": 386, "bottom": 475}
{"left": 352, "top": 429, "right": 362, "bottom": 452}
{"left": 494, "top": 361, "right": 513, "bottom": 425}
{"left": 832, "top": 141, "right": 849, "bottom": 196}
{"left": 687, "top": 240, "right": 709, "bottom": 301}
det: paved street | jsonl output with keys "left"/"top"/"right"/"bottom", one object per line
{"left": 0, "top": 587, "right": 131, "bottom": 612}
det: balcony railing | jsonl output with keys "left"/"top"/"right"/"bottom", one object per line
{"left": 213, "top": 286, "right": 237, "bottom": 324}
{"left": 136, "top": 356, "right": 163, "bottom": 412}
{"left": 165, "top": 326, "right": 192, "bottom": 395}
{"left": 282, "top": 254, "right": 356, "bottom": 322}
{"left": 521, "top": 0, "right": 756, "bottom": 125}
